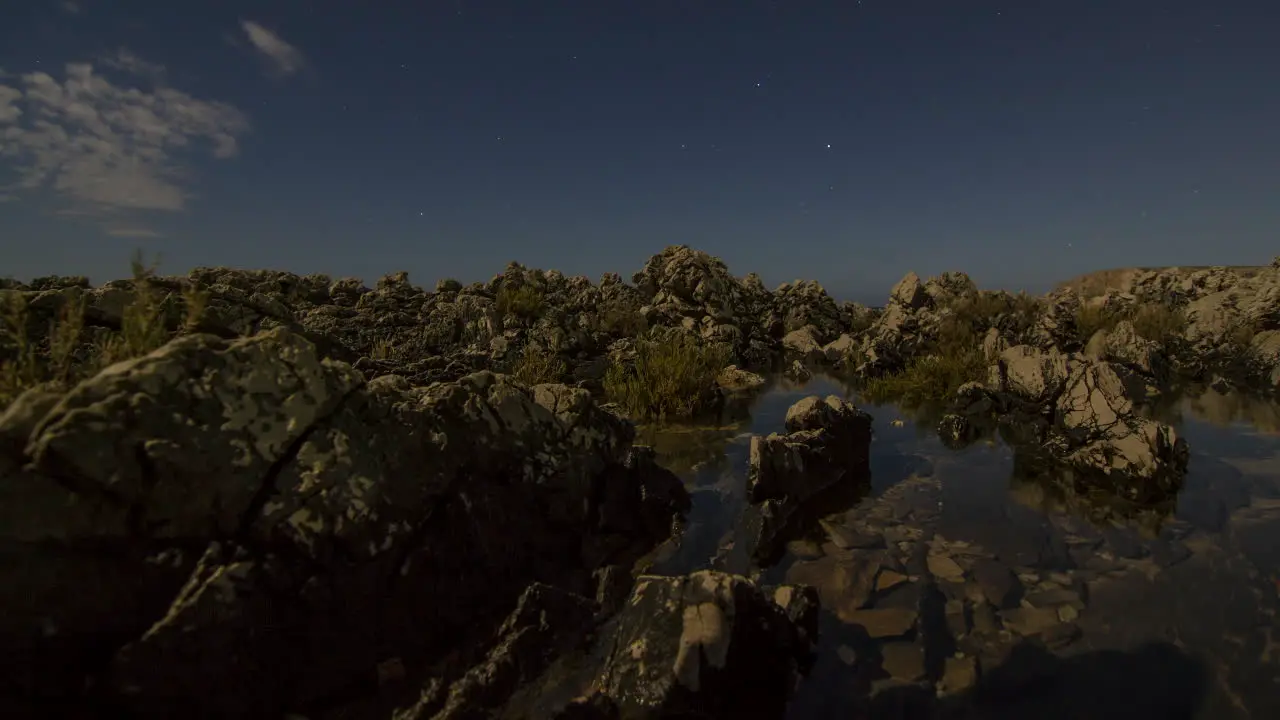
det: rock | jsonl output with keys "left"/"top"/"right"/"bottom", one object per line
{"left": 939, "top": 656, "right": 979, "bottom": 695}
{"left": 0, "top": 328, "right": 689, "bottom": 717}
{"left": 880, "top": 642, "right": 926, "bottom": 682}
{"left": 818, "top": 518, "right": 886, "bottom": 550}
{"left": 999, "top": 607, "right": 1063, "bottom": 637}
{"left": 969, "top": 559, "right": 1024, "bottom": 610}
{"left": 843, "top": 608, "right": 919, "bottom": 639}
{"left": 876, "top": 569, "right": 910, "bottom": 594}
{"left": 592, "top": 571, "right": 817, "bottom": 719}
{"left": 748, "top": 396, "right": 872, "bottom": 504}
{"left": 398, "top": 583, "right": 597, "bottom": 719}
{"left": 786, "top": 549, "right": 884, "bottom": 620}
{"left": 716, "top": 364, "right": 766, "bottom": 391}
{"left": 782, "top": 326, "right": 825, "bottom": 364}
{"left": 926, "top": 554, "right": 966, "bottom": 581}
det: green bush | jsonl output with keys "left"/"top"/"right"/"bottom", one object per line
{"left": 860, "top": 346, "right": 987, "bottom": 406}
{"left": 603, "top": 333, "right": 731, "bottom": 421}
{"left": 599, "top": 301, "right": 647, "bottom": 337}
{"left": 507, "top": 343, "right": 566, "bottom": 386}
{"left": 0, "top": 251, "right": 208, "bottom": 411}
{"left": 495, "top": 284, "right": 545, "bottom": 320}
{"left": 1128, "top": 304, "right": 1185, "bottom": 343}
{"left": 1073, "top": 303, "right": 1122, "bottom": 346}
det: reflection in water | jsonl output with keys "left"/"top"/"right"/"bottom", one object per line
{"left": 639, "top": 376, "right": 1280, "bottom": 720}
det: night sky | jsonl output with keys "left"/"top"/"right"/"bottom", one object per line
{"left": 2, "top": 1, "right": 1278, "bottom": 304}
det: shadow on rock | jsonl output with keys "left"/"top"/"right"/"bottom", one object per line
{"left": 868, "top": 640, "right": 1209, "bottom": 720}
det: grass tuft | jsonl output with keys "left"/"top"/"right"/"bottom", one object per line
{"left": 495, "top": 284, "right": 545, "bottom": 320}
{"left": 860, "top": 346, "right": 987, "bottom": 406}
{"left": 507, "top": 343, "right": 567, "bottom": 386}
{"left": 603, "top": 332, "right": 731, "bottom": 421}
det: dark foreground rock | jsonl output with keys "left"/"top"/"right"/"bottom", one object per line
{"left": 572, "top": 571, "right": 819, "bottom": 719}
{"left": 0, "top": 328, "right": 690, "bottom": 719}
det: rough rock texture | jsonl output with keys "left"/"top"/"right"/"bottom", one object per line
{"left": 585, "top": 571, "right": 819, "bottom": 719}
{"left": 747, "top": 395, "right": 873, "bottom": 562}
{"left": 0, "top": 328, "right": 689, "bottom": 718}
{"left": 941, "top": 344, "right": 1189, "bottom": 501}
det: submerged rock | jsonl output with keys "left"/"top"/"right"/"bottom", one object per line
{"left": 588, "top": 571, "right": 818, "bottom": 719}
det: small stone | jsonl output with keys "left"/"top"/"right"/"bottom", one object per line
{"left": 971, "top": 602, "right": 1000, "bottom": 633}
{"left": 1057, "top": 604, "right": 1079, "bottom": 623}
{"left": 971, "top": 559, "right": 1023, "bottom": 609}
{"left": 1041, "top": 622, "right": 1083, "bottom": 650}
{"left": 927, "top": 554, "right": 966, "bottom": 581}
{"left": 880, "top": 642, "right": 926, "bottom": 681}
{"left": 1000, "top": 607, "right": 1062, "bottom": 636}
{"left": 836, "top": 644, "right": 858, "bottom": 666}
{"left": 844, "top": 608, "right": 919, "bottom": 638}
{"left": 1024, "top": 588, "right": 1083, "bottom": 609}
{"left": 876, "top": 569, "right": 909, "bottom": 593}
{"left": 939, "top": 656, "right": 979, "bottom": 695}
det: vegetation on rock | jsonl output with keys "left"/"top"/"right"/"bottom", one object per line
{"left": 494, "top": 283, "right": 545, "bottom": 320}
{"left": 0, "top": 252, "right": 208, "bottom": 411}
{"left": 507, "top": 342, "right": 567, "bottom": 386}
{"left": 603, "top": 332, "right": 732, "bottom": 421}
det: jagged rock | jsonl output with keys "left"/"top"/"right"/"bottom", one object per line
{"left": 0, "top": 328, "right": 688, "bottom": 718}
{"left": 394, "top": 583, "right": 597, "bottom": 720}
{"left": 590, "top": 571, "right": 818, "bottom": 719}
{"left": 749, "top": 395, "right": 872, "bottom": 504}
{"left": 782, "top": 326, "right": 825, "bottom": 363}
{"left": 985, "top": 345, "right": 1189, "bottom": 497}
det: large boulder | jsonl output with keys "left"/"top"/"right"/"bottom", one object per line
{"left": 0, "top": 327, "right": 688, "bottom": 718}
{"left": 983, "top": 345, "right": 1189, "bottom": 499}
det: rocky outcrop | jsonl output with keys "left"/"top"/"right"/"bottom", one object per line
{"left": 747, "top": 395, "right": 873, "bottom": 563}
{"left": 940, "top": 344, "right": 1189, "bottom": 501}
{"left": 0, "top": 328, "right": 690, "bottom": 718}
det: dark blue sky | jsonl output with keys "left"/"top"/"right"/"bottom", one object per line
{"left": 2, "top": 1, "right": 1278, "bottom": 304}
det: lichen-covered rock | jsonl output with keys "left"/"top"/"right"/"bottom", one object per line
{"left": 0, "top": 327, "right": 689, "bottom": 718}
{"left": 590, "top": 571, "right": 818, "bottom": 719}
{"left": 983, "top": 345, "right": 1189, "bottom": 498}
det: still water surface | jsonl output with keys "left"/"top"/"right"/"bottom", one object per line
{"left": 639, "top": 376, "right": 1280, "bottom": 719}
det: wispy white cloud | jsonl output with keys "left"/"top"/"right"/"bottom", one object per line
{"left": 0, "top": 53, "right": 249, "bottom": 215}
{"left": 240, "top": 20, "right": 306, "bottom": 78}
{"left": 106, "top": 227, "right": 162, "bottom": 238}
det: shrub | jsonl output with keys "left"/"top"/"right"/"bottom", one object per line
{"left": 495, "top": 284, "right": 545, "bottom": 320}
{"left": 599, "top": 301, "right": 647, "bottom": 337}
{"left": 860, "top": 346, "right": 987, "bottom": 406}
{"left": 1129, "top": 305, "right": 1185, "bottom": 343}
{"left": 1073, "top": 303, "right": 1122, "bottom": 346}
{"left": 603, "top": 333, "right": 731, "bottom": 421}
{"left": 0, "top": 251, "right": 207, "bottom": 411}
{"left": 508, "top": 343, "right": 566, "bottom": 386}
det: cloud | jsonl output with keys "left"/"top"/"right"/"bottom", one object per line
{"left": 98, "top": 48, "right": 166, "bottom": 81}
{"left": 0, "top": 54, "right": 249, "bottom": 214}
{"left": 240, "top": 20, "right": 306, "bottom": 77}
{"left": 59, "top": 1, "right": 81, "bottom": 15}
{"left": 106, "top": 227, "right": 162, "bottom": 238}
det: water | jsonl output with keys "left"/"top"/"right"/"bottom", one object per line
{"left": 638, "top": 376, "right": 1280, "bottom": 719}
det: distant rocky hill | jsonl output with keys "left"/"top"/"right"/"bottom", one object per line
{"left": 1056, "top": 266, "right": 1270, "bottom": 298}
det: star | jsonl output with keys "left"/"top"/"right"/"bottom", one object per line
{"left": 826, "top": 143, "right": 832, "bottom": 149}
